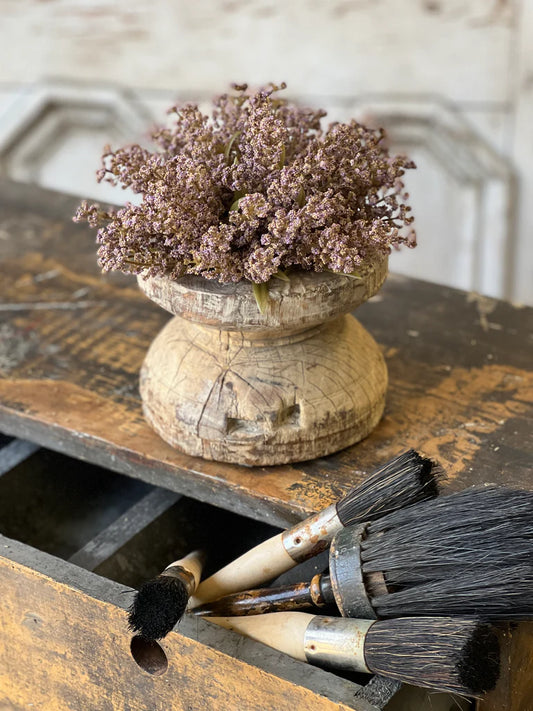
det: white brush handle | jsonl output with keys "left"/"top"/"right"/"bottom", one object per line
{"left": 165, "top": 550, "right": 205, "bottom": 590}
{"left": 209, "top": 612, "right": 314, "bottom": 661}
{"left": 189, "top": 534, "right": 295, "bottom": 607}
{"left": 210, "top": 613, "right": 373, "bottom": 674}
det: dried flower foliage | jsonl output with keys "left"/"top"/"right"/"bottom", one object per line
{"left": 74, "top": 83, "right": 416, "bottom": 284}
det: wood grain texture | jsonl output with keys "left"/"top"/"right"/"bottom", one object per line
{"left": 138, "top": 264, "right": 388, "bottom": 465}
{"left": 138, "top": 260, "right": 388, "bottom": 331}
{"left": 140, "top": 311, "right": 387, "bottom": 465}
{"left": 0, "top": 535, "right": 383, "bottom": 711}
{"left": 0, "top": 180, "right": 531, "bottom": 528}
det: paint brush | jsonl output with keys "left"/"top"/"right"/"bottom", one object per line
{"left": 210, "top": 612, "right": 500, "bottom": 697}
{"left": 128, "top": 550, "right": 204, "bottom": 640}
{"left": 193, "top": 574, "right": 335, "bottom": 617}
{"left": 189, "top": 450, "right": 442, "bottom": 606}
{"left": 195, "top": 485, "right": 533, "bottom": 619}
{"left": 345, "top": 484, "right": 533, "bottom": 618}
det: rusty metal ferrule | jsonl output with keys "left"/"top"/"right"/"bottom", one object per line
{"left": 329, "top": 524, "right": 377, "bottom": 619}
{"left": 160, "top": 565, "right": 197, "bottom": 596}
{"left": 281, "top": 504, "right": 342, "bottom": 562}
{"left": 304, "top": 616, "right": 373, "bottom": 674}
{"left": 309, "top": 574, "right": 325, "bottom": 607}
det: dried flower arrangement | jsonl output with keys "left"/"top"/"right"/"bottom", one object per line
{"left": 75, "top": 82, "right": 416, "bottom": 309}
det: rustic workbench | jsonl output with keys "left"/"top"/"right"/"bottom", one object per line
{"left": 0, "top": 179, "right": 531, "bottom": 710}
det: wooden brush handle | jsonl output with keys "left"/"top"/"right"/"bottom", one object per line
{"left": 189, "top": 534, "right": 295, "bottom": 607}
{"left": 193, "top": 581, "right": 312, "bottom": 616}
{"left": 190, "top": 505, "right": 341, "bottom": 607}
{"left": 209, "top": 612, "right": 314, "bottom": 661}
{"left": 194, "top": 574, "right": 335, "bottom": 616}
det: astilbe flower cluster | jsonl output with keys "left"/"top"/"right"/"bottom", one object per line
{"left": 74, "top": 83, "right": 416, "bottom": 285}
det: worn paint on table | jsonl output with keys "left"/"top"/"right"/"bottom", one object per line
{"left": 0, "top": 181, "right": 531, "bottom": 527}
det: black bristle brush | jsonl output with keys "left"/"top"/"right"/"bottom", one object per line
{"left": 195, "top": 485, "right": 533, "bottom": 619}
{"left": 209, "top": 612, "right": 500, "bottom": 697}
{"left": 128, "top": 550, "right": 204, "bottom": 640}
{"left": 189, "top": 450, "right": 443, "bottom": 607}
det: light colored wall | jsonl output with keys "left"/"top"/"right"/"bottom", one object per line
{"left": 0, "top": 0, "right": 531, "bottom": 304}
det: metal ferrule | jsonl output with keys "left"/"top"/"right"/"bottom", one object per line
{"left": 282, "top": 504, "right": 341, "bottom": 562}
{"left": 308, "top": 574, "right": 326, "bottom": 607}
{"left": 329, "top": 524, "right": 377, "bottom": 619}
{"left": 160, "top": 565, "right": 196, "bottom": 596}
{"left": 304, "top": 616, "right": 373, "bottom": 674}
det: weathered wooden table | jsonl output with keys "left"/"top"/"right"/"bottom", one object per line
{"left": 0, "top": 179, "right": 531, "bottom": 710}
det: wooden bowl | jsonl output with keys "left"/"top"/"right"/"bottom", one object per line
{"left": 138, "top": 256, "right": 388, "bottom": 466}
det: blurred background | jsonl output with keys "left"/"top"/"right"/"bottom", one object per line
{"left": 0, "top": 0, "right": 531, "bottom": 305}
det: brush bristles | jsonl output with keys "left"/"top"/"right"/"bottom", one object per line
{"left": 362, "top": 486, "right": 533, "bottom": 585}
{"left": 364, "top": 617, "right": 500, "bottom": 696}
{"left": 363, "top": 523, "right": 533, "bottom": 584}
{"left": 128, "top": 575, "right": 189, "bottom": 640}
{"left": 336, "top": 450, "right": 442, "bottom": 527}
{"left": 371, "top": 564, "right": 533, "bottom": 617}
{"left": 367, "top": 484, "right": 533, "bottom": 536}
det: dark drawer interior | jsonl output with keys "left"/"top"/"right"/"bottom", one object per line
{"left": 0, "top": 441, "right": 281, "bottom": 585}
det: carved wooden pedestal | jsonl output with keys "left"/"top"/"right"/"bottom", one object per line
{"left": 138, "top": 257, "right": 388, "bottom": 466}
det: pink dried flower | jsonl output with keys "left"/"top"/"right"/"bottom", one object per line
{"left": 74, "top": 82, "right": 416, "bottom": 284}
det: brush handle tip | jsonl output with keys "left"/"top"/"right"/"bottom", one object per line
{"left": 190, "top": 534, "right": 295, "bottom": 607}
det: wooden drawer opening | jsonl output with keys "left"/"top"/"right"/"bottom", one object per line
{"left": 0, "top": 435, "right": 400, "bottom": 711}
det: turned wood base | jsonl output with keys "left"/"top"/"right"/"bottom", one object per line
{"left": 140, "top": 313, "right": 387, "bottom": 466}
